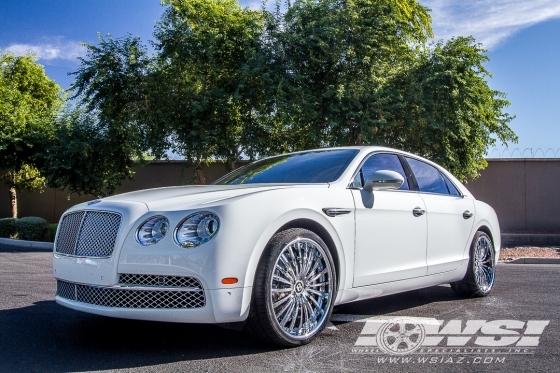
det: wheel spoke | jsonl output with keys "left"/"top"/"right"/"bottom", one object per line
{"left": 272, "top": 287, "right": 292, "bottom": 294}
{"left": 273, "top": 293, "right": 293, "bottom": 308}
{"left": 279, "top": 298, "right": 296, "bottom": 326}
{"left": 289, "top": 303, "right": 299, "bottom": 331}
{"left": 273, "top": 274, "right": 292, "bottom": 286}
{"left": 306, "top": 281, "right": 328, "bottom": 288}
{"left": 308, "top": 268, "right": 328, "bottom": 283}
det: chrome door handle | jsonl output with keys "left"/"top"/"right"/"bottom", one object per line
{"left": 412, "top": 207, "right": 425, "bottom": 217}
{"left": 463, "top": 210, "right": 473, "bottom": 219}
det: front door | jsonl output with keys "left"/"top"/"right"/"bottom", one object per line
{"left": 351, "top": 153, "right": 428, "bottom": 287}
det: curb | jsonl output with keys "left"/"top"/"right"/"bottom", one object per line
{"left": 0, "top": 237, "right": 53, "bottom": 252}
{"left": 506, "top": 257, "right": 560, "bottom": 265}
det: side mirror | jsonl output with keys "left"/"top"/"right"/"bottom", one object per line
{"left": 363, "top": 170, "right": 404, "bottom": 192}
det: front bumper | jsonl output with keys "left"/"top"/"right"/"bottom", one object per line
{"left": 55, "top": 279, "right": 252, "bottom": 323}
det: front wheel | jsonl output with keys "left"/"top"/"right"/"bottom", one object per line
{"left": 247, "top": 228, "right": 336, "bottom": 346}
{"left": 451, "top": 231, "right": 495, "bottom": 297}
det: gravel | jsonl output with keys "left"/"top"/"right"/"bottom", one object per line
{"left": 499, "top": 246, "right": 560, "bottom": 261}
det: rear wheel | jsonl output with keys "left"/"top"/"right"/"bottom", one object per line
{"left": 247, "top": 228, "right": 336, "bottom": 346}
{"left": 451, "top": 231, "right": 495, "bottom": 297}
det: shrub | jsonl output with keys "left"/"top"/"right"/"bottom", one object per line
{"left": 15, "top": 217, "right": 48, "bottom": 241}
{"left": 48, "top": 223, "right": 58, "bottom": 242}
{"left": 0, "top": 218, "right": 17, "bottom": 238}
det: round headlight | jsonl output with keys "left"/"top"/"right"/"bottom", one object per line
{"left": 136, "top": 216, "right": 170, "bottom": 246}
{"left": 175, "top": 212, "right": 220, "bottom": 248}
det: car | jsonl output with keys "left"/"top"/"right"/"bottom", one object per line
{"left": 52, "top": 146, "right": 500, "bottom": 346}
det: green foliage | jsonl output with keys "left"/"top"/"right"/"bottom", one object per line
{"left": 15, "top": 216, "right": 48, "bottom": 241}
{"left": 63, "top": 0, "right": 516, "bottom": 186}
{"left": 48, "top": 223, "right": 58, "bottom": 242}
{"left": 0, "top": 218, "right": 17, "bottom": 238}
{"left": 154, "top": 0, "right": 274, "bottom": 163}
{"left": 1, "top": 164, "right": 45, "bottom": 192}
{"left": 0, "top": 51, "right": 64, "bottom": 216}
{"left": 39, "top": 108, "right": 135, "bottom": 197}
{"left": 381, "top": 37, "right": 517, "bottom": 180}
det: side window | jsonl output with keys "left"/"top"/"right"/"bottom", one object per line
{"left": 406, "top": 157, "right": 448, "bottom": 194}
{"left": 443, "top": 174, "right": 460, "bottom": 196}
{"left": 359, "top": 153, "right": 409, "bottom": 190}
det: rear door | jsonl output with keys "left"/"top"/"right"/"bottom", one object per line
{"left": 404, "top": 157, "right": 475, "bottom": 275}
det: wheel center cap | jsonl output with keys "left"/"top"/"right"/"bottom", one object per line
{"left": 295, "top": 281, "right": 304, "bottom": 294}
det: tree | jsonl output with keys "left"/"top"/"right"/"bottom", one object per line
{"left": 39, "top": 108, "right": 136, "bottom": 198}
{"left": 153, "top": 0, "right": 276, "bottom": 171}
{"left": 381, "top": 37, "right": 517, "bottom": 181}
{"left": 65, "top": 0, "right": 516, "bottom": 189}
{"left": 263, "top": 0, "right": 516, "bottom": 180}
{"left": 0, "top": 51, "right": 63, "bottom": 218}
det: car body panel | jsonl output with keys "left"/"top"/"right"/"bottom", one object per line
{"left": 52, "top": 146, "right": 501, "bottom": 325}
{"left": 352, "top": 189, "right": 428, "bottom": 286}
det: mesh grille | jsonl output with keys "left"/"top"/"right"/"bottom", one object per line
{"left": 56, "top": 280, "right": 205, "bottom": 309}
{"left": 55, "top": 211, "right": 121, "bottom": 257}
{"left": 55, "top": 212, "right": 85, "bottom": 255}
{"left": 119, "top": 274, "right": 202, "bottom": 289}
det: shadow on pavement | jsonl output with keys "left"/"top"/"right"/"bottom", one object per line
{"left": 0, "top": 300, "right": 273, "bottom": 373}
{"left": 0, "top": 285, "right": 464, "bottom": 373}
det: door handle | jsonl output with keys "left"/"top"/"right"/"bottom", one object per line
{"left": 412, "top": 207, "right": 425, "bottom": 217}
{"left": 463, "top": 210, "right": 473, "bottom": 219}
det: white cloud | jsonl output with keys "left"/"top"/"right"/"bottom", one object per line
{"left": 5, "top": 39, "right": 85, "bottom": 61}
{"left": 423, "top": 0, "right": 560, "bottom": 49}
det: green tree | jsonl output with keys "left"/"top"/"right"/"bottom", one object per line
{"left": 0, "top": 51, "right": 63, "bottom": 218}
{"left": 262, "top": 0, "right": 515, "bottom": 180}
{"left": 40, "top": 108, "right": 136, "bottom": 198}
{"left": 381, "top": 37, "right": 517, "bottom": 180}
{"left": 261, "top": 0, "right": 433, "bottom": 150}
{"left": 154, "top": 0, "right": 275, "bottom": 172}
{"left": 65, "top": 0, "right": 515, "bottom": 189}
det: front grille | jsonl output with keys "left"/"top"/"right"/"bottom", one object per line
{"left": 55, "top": 211, "right": 122, "bottom": 257}
{"left": 56, "top": 279, "right": 206, "bottom": 309}
{"left": 119, "top": 274, "right": 202, "bottom": 289}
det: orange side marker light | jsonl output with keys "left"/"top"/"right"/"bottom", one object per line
{"left": 221, "top": 277, "right": 238, "bottom": 285}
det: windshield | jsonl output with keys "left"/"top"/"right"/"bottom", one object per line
{"left": 214, "top": 149, "right": 359, "bottom": 185}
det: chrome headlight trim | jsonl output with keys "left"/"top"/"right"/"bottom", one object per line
{"left": 136, "top": 215, "right": 170, "bottom": 246}
{"left": 174, "top": 211, "right": 220, "bottom": 249}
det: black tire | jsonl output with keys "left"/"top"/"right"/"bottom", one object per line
{"left": 451, "top": 231, "right": 495, "bottom": 298}
{"left": 246, "top": 228, "right": 337, "bottom": 346}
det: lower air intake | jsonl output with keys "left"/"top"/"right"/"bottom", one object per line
{"left": 56, "top": 279, "right": 205, "bottom": 309}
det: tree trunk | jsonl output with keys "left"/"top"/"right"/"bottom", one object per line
{"left": 195, "top": 157, "right": 206, "bottom": 185}
{"left": 9, "top": 186, "right": 17, "bottom": 219}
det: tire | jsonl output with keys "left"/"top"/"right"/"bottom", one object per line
{"left": 451, "top": 231, "right": 495, "bottom": 298}
{"left": 246, "top": 228, "right": 337, "bottom": 346}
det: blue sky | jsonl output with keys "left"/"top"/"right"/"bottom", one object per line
{"left": 2, "top": 0, "right": 559, "bottom": 156}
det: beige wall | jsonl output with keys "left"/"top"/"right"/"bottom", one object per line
{"left": 2, "top": 159, "right": 560, "bottom": 232}
{"left": 0, "top": 161, "right": 237, "bottom": 223}
{"left": 466, "top": 159, "right": 560, "bottom": 232}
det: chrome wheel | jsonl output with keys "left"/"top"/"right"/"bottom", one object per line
{"left": 270, "top": 237, "right": 334, "bottom": 339}
{"left": 473, "top": 234, "right": 495, "bottom": 293}
{"left": 451, "top": 231, "right": 495, "bottom": 298}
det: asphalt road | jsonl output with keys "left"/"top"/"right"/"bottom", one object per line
{"left": 1, "top": 250, "right": 558, "bottom": 373}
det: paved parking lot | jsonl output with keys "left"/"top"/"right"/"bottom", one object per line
{"left": 1, "top": 250, "right": 559, "bottom": 373}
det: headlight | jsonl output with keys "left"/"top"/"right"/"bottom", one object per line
{"left": 175, "top": 212, "right": 220, "bottom": 248}
{"left": 136, "top": 216, "right": 170, "bottom": 246}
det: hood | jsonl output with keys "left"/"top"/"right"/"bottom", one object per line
{"left": 102, "top": 183, "right": 328, "bottom": 211}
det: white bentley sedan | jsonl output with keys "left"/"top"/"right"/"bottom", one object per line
{"left": 53, "top": 147, "right": 500, "bottom": 346}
